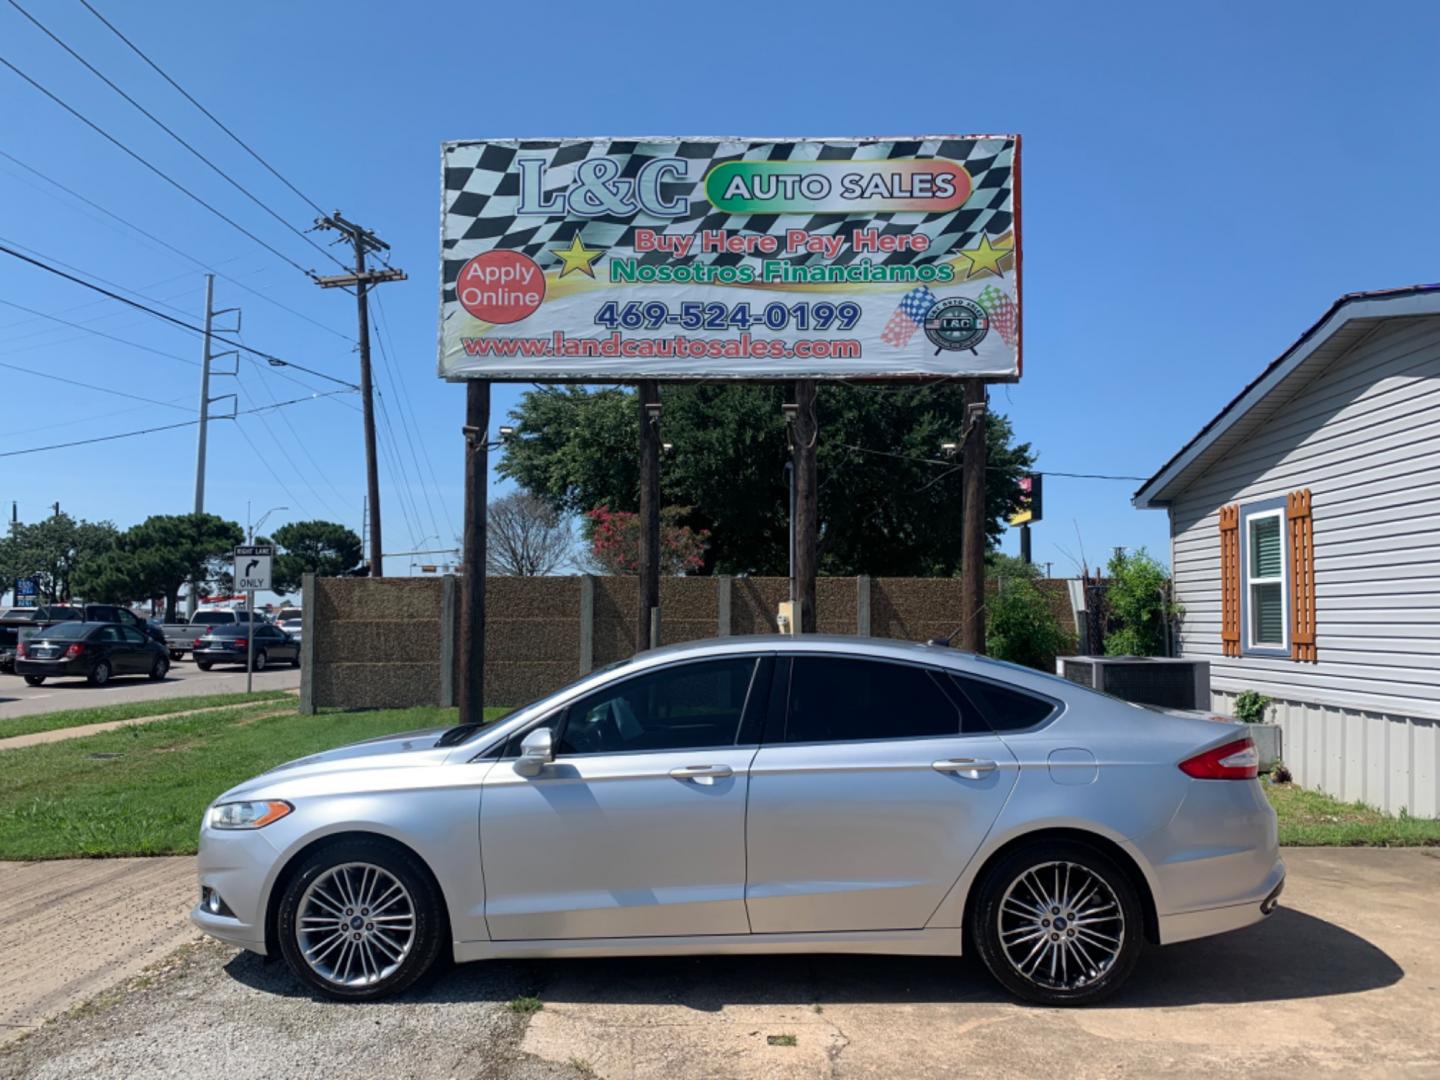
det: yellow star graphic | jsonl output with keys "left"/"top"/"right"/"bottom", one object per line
{"left": 955, "top": 234, "right": 1012, "bottom": 280}
{"left": 550, "top": 234, "right": 603, "bottom": 279}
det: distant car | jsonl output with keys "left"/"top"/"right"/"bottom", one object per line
{"left": 276, "top": 617, "right": 303, "bottom": 643}
{"left": 0, "top": 621, "right": 19, "bottom": 673}
{"left": 193, "top": 623, "right": 300, "bottom": 671}
{"left": 162, "top": 609, "right": 267, "bottom": 660}
{"left": 14, "top": 621, "right": 170, "bottom": 686}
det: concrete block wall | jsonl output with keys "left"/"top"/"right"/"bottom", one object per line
{"left": 303, "top": 574, "right": 1080, "bottom": 711}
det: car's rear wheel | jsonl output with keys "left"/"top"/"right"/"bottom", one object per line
{"left": 196, "top": 660, "right": 212, "bottom": 671}
{"left": 253, "top": 649, "right": 268, "bottom": 672}
{"left": 23, "top": 674, "right": 44, "bottom": 686}
{"left": 277, "top": 838, "right": 445, "bottom": 1001}
{"left": 972, "top": 840, "right": 1142, "bottom": 1006}
{"left": 149, "top": 656, "right": 169, "bottom": 681}
{"left": 290, "top": 649, "right": 301, "bottom": 668}
{"left": 88, "top": 660, "right": 111, "bottom": 686}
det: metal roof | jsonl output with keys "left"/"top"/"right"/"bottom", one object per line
{"left": 1133, "top": 285, "right": 1440, "bottom": 509}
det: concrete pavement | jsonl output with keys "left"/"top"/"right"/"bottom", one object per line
{"left": 0, "top": 858, "right": 198, "bottom": 1047}
{"left": 0, "top": 664, "right": 299, "bottom": 723}
{"left": 0, "top": 848, "right": 1436, "bottom": 1078}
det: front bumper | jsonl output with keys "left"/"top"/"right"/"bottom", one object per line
{"left": 190, "top": 824, "right": 283, "bottom": 955}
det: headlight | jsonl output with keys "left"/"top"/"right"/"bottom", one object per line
{"left": 208, "top": 799, "right": 293, "bottom": 829}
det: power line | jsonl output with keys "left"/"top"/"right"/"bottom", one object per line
{"left": 230, "top": 415, "right": 310, "bottom": 520}
{"left": 0, "top": 390, "right": 353, "bottom": 459}
{"left": 838, "top": 443, "right": 1146, "bottom": 481}
{"left": 78, "top": 0, "right": 327, "bottom": 218}
{"left": 0, "top": 296, "right": 195, "bottom": 366}
{"left": 0, "top": 358, "right": 192, "bottom": 410}
{"left": 0, "top": 241, "right": 358, "bottom": 389}
{"left": 0, "top": 52, "right": 315, "bottom": 278}
{"left": 0, "top": 148, "right": 352, "bottom": 340}
{"left": 6, "top": 0, "right": 347, "bottom": 274}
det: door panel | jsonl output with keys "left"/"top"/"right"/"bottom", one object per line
{"left": 479, "top": 656, "right": 767, "bottom": 941}
{"left": 745, "top": 735, "right": 1017, "bottom": 932}
{"left": 481, "top": 747, "right": 757, "bottom": 940}
{"left": 744, "top": 655, "right": 1018, "bottom": 933}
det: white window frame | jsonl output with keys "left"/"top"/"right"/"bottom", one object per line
{"left": 1244, "top": 506, "right": 1289, "bottom": 653}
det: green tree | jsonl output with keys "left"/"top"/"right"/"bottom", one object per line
{"left": 0, "top": 513, "right": 118, "bottom": 602}
{"left": 985, "top": 554, "right": 1071, "bottom": 670}
{"left": 73, "top": 513, "right": 243, "bottom": 621}
{"left": 270, "top": 520, "right": 363, "bottom": 594}
{"left": 1104, "top": 547, "right": 1179, "bottom": 656}
{"left": 498, "top": 384, "right": 1034, "bottom": 576}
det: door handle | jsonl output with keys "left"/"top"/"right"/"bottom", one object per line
{"left": 669, "top": 764, "right": 734, "bottom": 780}
{"left": 932, "top": 757, "right": 998, "bottom": 778}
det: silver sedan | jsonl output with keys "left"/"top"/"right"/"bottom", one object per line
{"left": 191, "top": 636, "right": 1283, "bottom": 1006}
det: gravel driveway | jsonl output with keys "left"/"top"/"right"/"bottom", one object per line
{"left": 2, "top": 848, "right": 1437, "bottom": 1079}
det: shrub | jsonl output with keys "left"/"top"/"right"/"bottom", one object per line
{"left": 1234, "top": 689, "right": 1273, "bottom": 724}
{"left": 986, "top": 571, "right": 1070, "bottom": 671}
{"left": 1103, "top": 547, "right": 1180, "bottom": 656}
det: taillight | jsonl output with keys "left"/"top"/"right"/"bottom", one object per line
{"left": 16, "top": 641, "right": 26, "bottom": 658}
{"left": 194, "top": 637, "right": 204, "bottom": 647}
{"left": 1179, "top": 736, "right": 1259, "bottom": 780}
{"left": 234, "top": 639, "right": 247, "bottom": 650}
{"left": 66, "top": 643, "right": 85, "bottom": 657}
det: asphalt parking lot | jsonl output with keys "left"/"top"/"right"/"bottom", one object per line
{"left": 0, "top": 663, "right": 300, "bottom": 722}
{"left": 1, "top": 848, "right": 1436, "bottom": 1079}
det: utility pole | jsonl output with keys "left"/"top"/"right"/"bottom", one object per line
{"left": 959, "top": 380, "right": 989, "bottom": 653}
{"left": 314, "top": 212, "right": 407, "bottom": 579}
{"left": 458, "top": 382, "right": 489, "bottom": 723}
{"left": 792, "top": 380, "right": 819, "bottom": 633}
{"left": 636, "top": 381, "right": 661, "bottom": 651}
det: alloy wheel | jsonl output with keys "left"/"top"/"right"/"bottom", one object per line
{"left": 295, "top": 862, "right": 417, "bottom": 988}
{"left": 996, "top": 860, "right": 1125, "bottom": 992}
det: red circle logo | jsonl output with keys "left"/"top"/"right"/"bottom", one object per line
{"left": 456, "top": 251, "right": 545, "bottom": 324}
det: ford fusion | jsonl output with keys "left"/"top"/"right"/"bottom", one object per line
{"left": 192, "top": 636, "right": 1282, "bottom": 1005}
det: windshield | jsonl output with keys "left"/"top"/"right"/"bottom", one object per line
{"left": 438, "top": 657, "right": 634, "bottom": 747}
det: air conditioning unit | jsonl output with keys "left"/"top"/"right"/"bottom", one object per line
{"left": 1057, "top": 656, "right": 1210, "bottom": 712}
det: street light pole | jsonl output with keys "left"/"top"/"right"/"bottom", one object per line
{"left": 243, "top": 505, "right": 285, "bottom": 694}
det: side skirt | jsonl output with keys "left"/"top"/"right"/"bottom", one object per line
{"left": 454, "top": 927, "right": 964, "bottom": 964}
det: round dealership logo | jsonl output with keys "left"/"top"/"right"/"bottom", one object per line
{"left": 924, "top": 297, "right": 990, "bottom": 352}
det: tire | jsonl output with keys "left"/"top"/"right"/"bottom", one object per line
{"left": 23, "top": 674, "right": 45, "bottom": 686}
{"left": 276, "top": 837, "right": 446, "bottom": 1001}
{"left": 290, "top": 649, "right": 301, "bottom": 668}
{"left": 972, "top": 840, "right": 1143, "bottom": 1006}
{"left": 149, "top": 656, "right": 169, "bottom": 681}
{"left": 88, "top": 661, "right": 112, "bottom": 687}
{"left": 253, "top": 650, "right": 268, "bottom": 672}
{"left": 195, "top": 661, "right": 213, "bottom": 671}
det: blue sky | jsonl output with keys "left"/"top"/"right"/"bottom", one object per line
{"left": 3, "top": 0, "right": 1438, "bottom": 581}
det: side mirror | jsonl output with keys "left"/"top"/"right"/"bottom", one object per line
{"left": 513, "top": 728, "right": 555, "bottom": 777}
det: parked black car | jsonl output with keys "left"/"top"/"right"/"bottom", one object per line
{"left": 0, "top": 621, "right": 19, "bottom": 674}
{"left": 193, "top": 623, "right": 300, "bottom": 671}
{"left": 14, "top": 621, "right": 171, "bottom": 686}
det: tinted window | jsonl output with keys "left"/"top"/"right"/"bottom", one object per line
{"left": 121, "top": 627, "right": 148, "bottom": 645}
{"left": 785, "top": 657, "right": 962, "bottom": 743}
{"left": 556, "top": 658, "right": 758, "bottom": 756}
{"left": 96, "top": 626, "right": 123, "bottom": 643}
{"left": 953, "top": 675, "right": 1057, "bottom": 732}
{"left": 36, "top": 622, "right": 91, "bottom": 641}
{"left": 191, "top": 612, "right": 232, "bottom": 625}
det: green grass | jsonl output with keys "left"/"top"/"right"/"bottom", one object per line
{"left": 1267, "top": 782, "right": 1440, "bottom": 846}
{"left": 0, "top": 690, "right": 295, "bottom": 741}
{"left": 0, "top": 703, "right": 508, "bottom": 860}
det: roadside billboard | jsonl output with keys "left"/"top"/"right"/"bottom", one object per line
{"left": 439, "top": 136, "right": 1020, "bottom": 382}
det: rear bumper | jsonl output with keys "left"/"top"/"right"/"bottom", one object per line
{"left": 194, "top": 649, "right": 245, "bottom": 662}
{"left": 14, "top": 657, "right": 89, "bottom": 677}
{"left": 1158, "top": 859, "right": 1285, "bottom": 944}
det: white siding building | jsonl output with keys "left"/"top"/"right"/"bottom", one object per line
{"left": 1134, "top": 288, "right": 1440, "bottom": 817}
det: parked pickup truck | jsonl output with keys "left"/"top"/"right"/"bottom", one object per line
{"left": 160, "top": 609, "right": 266, "bottom": 660}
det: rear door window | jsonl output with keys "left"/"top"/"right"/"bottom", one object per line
{"left": 783, "top": 657, "right": 972, "bottom": 744}
{"left": 951, "top": 675, "right": 1058, "bottom": 732}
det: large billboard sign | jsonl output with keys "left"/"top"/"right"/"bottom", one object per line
{"left": 439, "top": 136, "right": 1020, "bottom": 382}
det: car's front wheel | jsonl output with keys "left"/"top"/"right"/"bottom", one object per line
{"left": 276, "top": 838, "right": 446, "bottom": 1001}
{"left": 149, "top": 656, "right": 169, "bottom": 680}
{"left": 972, "top": 840, "right": 1142, "bottom": 1006}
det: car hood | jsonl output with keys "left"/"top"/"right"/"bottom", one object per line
{"left": 214, "top": 727, "right": 452, "bottom": 802}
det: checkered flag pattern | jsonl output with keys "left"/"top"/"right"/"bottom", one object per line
{"left": 441, "top": 137, "right": 1015, "bottom": 302}
{"left": 977, "top": 284, "right": 1019, "bottom": 345}
{"left": 881, "top": 286, "right": 938, "bottom": 347}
